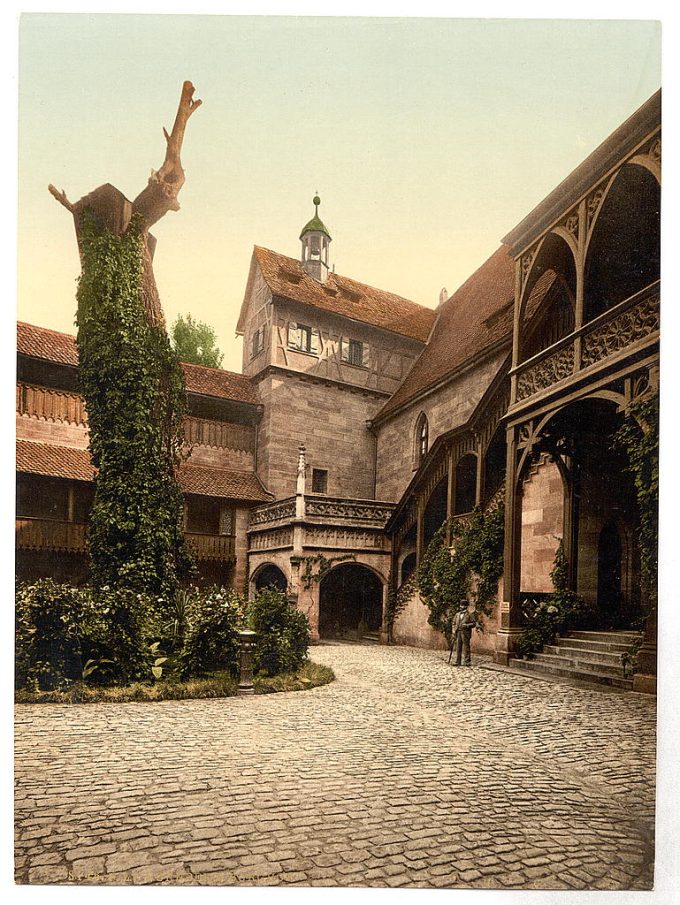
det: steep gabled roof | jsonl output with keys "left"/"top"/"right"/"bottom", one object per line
{"left": 17, "top": 322, "right": 259, "bottom": 406}
{"left": 373, "top": 247, "right": 558, "bottom": 424}
{"left": 237, "top": 246, "right": 436, "bottom": 343}
{"left": 373, "top": 246, "right": 515, "bottom": 422}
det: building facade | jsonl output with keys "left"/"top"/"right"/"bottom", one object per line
{"left": 16, "top": 92, "right": 660, "bottom": 684}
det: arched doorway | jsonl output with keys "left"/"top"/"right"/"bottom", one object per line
{"left": 253, "top": 564, "right": 287, "bottom": 593}
{"left": 598, "top": 521, "right": 623, "bottom": 628}
{"left": 318, "top": 563, "right": 384, "bottom": 640}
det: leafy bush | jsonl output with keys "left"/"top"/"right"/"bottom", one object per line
{"left": 79, "top": 586, "right": 165, "bottom": 686}
{"left": 16, "top": 581, "right": 165, "bottom": 690}
{"left": 16, "top": 580, "right": 85, "bottom": 691}
{"left": 179, "top": 587, "right": 245, "bottom": 679}
{"left": 247, "top": 588, "right": 310, "bottom": 677}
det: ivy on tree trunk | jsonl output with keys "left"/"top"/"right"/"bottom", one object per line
{"left": 76, "top": 211, "right": 193, "bottom": 599}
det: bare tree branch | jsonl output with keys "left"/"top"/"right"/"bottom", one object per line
{"left": 132, "top": 81, "right": 202, "bottom": 228}
{"left": 47, "top": 184, "right": 74, "bottom": 212}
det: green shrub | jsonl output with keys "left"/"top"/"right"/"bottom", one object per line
{"left": 79, "top": 586, "right": 164, "bottom": 686}
{"left": 16, "top": 580, "right": 85, "bottom": 690}
{"left": 247, "top": 588, "right": 310, "bottom": 677}
{"left": 179, "top": 587, "right": 245, "bottom": 679}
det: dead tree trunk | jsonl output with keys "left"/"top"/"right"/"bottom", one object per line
{"left": 49, "top": 80, "right": 201, "bottom": 326}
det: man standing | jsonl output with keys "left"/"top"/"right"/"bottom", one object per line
{"left": 449, "top": 602, "right": 476, "bottom": 667}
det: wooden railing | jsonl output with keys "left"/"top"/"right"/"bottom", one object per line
{"left": 513, "top": 281, "right": 660, "bottom": 404}
{"left": 16, "top": 518, "right": 87, "bottom": 553}
{"left": 185, "top": 532, "right": 236, "bottom": 562}
{"left": 16, "top": 519, "right": 236, "bottom": 563}
{"left": 16, "top": 384, "right": 87, "bottom": 425}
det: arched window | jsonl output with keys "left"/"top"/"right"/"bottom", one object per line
{"left": 414, "top": 413, "right": 429, "bottom": 467}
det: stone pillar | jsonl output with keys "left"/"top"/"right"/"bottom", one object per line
{"left": 495, "top": 425, "right": 523, "bottom": 665}
{"left": 633, "top": 610, "right": 657, "bottom": 694}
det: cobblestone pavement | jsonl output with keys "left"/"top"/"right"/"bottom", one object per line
{"left": 15, "top": 642, "right": 656, "bottom": 889}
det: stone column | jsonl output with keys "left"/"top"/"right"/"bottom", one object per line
{"left": 495, "top": 425, "right": 523, "bottom": 665}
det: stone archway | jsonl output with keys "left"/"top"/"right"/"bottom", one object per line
{"left": 318, "top": 563, "right": 384, "bottom": 641}
{"left": 253, "top": 563, "right": 288, "bottom": 593}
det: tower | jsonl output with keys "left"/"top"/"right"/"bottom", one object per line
{"left": 300, "top": 195, "right": 332, "bottom": 283}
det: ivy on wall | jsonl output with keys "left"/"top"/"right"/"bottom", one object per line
{"left": 300, "top": 554, "right": 356, "bottom": 590}
{"left": 76, "top": 210, "right": 194, "bottom": 600}
{"left": 416, "top": 505, "right": 505, "bottom": 640}
{"left": 615, "top": 392, "right": 659, "bottom": 613}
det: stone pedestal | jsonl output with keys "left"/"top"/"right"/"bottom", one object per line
{"left": 494, "top": 628, "right": 522, "bottom": 666}
{"left": 632, "top": 611, "right": 657, "bottom": 695}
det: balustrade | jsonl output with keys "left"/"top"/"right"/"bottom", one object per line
{"left": 514, "top": 282, "right": 659, "bottom": 403}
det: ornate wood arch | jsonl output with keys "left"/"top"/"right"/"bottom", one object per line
{"left": 518, "top": 230, "right": 578, "bottom": 325}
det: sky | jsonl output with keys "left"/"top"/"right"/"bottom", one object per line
{"left": 16, "top": 15, "right": 661, "bottom": 373}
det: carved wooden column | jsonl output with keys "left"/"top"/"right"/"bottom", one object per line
{"left": 415, "top": 497, "right": 425, "bottom": 566}
{"left": 495, "top": 424, "right": 523, "bottom": 665}
{"left": 475, "top": 439, "right": 485, "bottom": 508}
{"left": 445, "top": 448, "right": 455, "bottom": 546}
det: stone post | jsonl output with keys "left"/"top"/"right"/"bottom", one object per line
{"left": 237, "top": 629, "right": 258, "bottom": 696}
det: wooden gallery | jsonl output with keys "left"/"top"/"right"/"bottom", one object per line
{"left": 16, "top": 91, "right": 660, "bottom": 692}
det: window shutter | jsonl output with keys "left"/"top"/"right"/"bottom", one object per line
{"left": 361, "top": 342, "right": 370, "bottom": 368}
{"left": 288, "top": 323, "right": 299, "bottom": 349}
{"left": 310, "top": 328, "right": 321, "bottom": 355}
{"left": 341, "top": 338, "right": 350, "bottom": 362}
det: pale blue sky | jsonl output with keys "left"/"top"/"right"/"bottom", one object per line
{"left": 18, "top": 15, "right": 660, "bottom": 371}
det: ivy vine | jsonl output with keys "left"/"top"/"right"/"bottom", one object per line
{"left": 300, "top": 554, "right": 356, "bottom": 590}
{"left": 76, "top": 209, "right": 194, "bottom": 601}
{"left": 416, "top": 506, "right": 505, "bottom": 641}
{"left": 614, "top": 391, "right": 659, "bottom": 613}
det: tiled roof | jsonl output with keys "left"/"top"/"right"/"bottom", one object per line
{"left": 17, "top": 439, "right": 95, "bottom": 482}
{"left": 375, "top": 247, "right": 558, "bottom": 422}
{"left": 17, "top": 322, "right": 79, "bottom": 367}
{"left": 17, "top": 322, "right": 259, "bottom": 406}
{"left": 16, "top": 439, "right": 271, "bottom": 503}
{"left": 180, "top": 361, "right": 259, "bottom": 406}
{"left": 177, "top": 462, "right": 272, "bottom": 502}
{"left": 248, "top": 247, "right": 437, "bottom": 343}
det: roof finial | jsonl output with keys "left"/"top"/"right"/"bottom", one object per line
{"left": 313, "top": 193, "right": 321, "bottom": 211}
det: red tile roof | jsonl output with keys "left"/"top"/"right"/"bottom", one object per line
{"left": 17, "top": 439, "right": 95, "bottom": 482}
{"left": 177, "top": 461, "right": 272, "bottom": 502}
{"left": 180, "top": 361, "right": 259, "bottom": 406}
{"left": 246, "top": 247, "right": 437, "bottom": 343}
{"left": 375, "top": 247, "right": 558, "bottom": 422}
{"left": 17, "top": 322, "right": 79, "bottom": 367}
{"left": 17, "top": 439, "right": 271, "bottom": 503}
{"left": 17, "top": 322, "right": 259, "bottom": 406}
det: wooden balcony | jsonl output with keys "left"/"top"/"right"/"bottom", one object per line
{"left": 16, "top": 518, "right": 87, "bottom": 553}
{"left": 185, "top": 532, "right": 236, "bottom": 562}
{"left": 512, "top": 281, "right": 660, "bottom": 407}
{"left": 16, "top": 519, "right": 236, "bottom": 563}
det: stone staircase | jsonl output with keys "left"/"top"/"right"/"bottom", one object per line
{"left": 361, "top": 630, "right": 381, "bottom": 645}
{"left": 508, "top": 629, "right": 643, "bottom": 690}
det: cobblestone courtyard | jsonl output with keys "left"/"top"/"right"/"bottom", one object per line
{"left": 15, "top": 642, "right": 656, "bottom": 889}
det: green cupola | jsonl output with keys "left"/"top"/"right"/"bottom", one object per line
{"left": 300, "top": 195, "right": 332, "bottom": 283}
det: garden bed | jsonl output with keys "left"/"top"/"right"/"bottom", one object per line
{"left": 15, "top": 660, "right": 334, "bottom": 705}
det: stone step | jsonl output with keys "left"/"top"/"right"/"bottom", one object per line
{"left": 362, "top": 632, "right": 380, "bottom": 645}
{"left": 544, "top": 644, "right": 624, "bottom": 667}
{"left": 566, "top": 630, "right": 642, "bottom": 645}
{"left": 555, "top": 635, "right": 639, "bottom": 654}
{"left": 532, "top": 651, "right": 625, "bottom": 678}
{"left": 508, "top": 657, "right": 633, "bottom": 690}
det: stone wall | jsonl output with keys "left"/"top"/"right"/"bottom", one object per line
{"left": 391, "top": 581, "right": 500, "bottom": 656}
{"left": 375, "top": 350, "right": 506, "bottom": 503}
{"left": 520, "top": 454, "right": 564, "bottom": 593}
{"left": 254, "top": 372, "right": 386, "bottom": 501}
